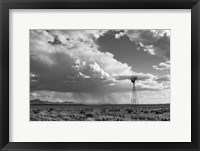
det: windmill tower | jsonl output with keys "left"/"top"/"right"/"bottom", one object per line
{"left": 131, "top": 76, "right": 138, "bottom": 105}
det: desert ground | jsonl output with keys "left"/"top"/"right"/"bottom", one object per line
{"left": 30, "top": 104, "right": 170, "bottom": 121}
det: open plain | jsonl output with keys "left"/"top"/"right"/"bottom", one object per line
{"left": 30, "top": 104, "right": 170, "bottom": 121}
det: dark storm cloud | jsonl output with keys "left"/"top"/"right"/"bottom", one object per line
{"left": 30, "top": 59, "right": 113, "bottom": 94}
{"left": 30, "top": 49, "right": 114, "bottom": 93}
{"left": 30, "top": 48, "right": 83, "bottom": 91}
{"left": 30, "top": 52, "right": 101, "bottom": 92}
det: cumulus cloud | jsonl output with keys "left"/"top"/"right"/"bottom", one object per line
{"left": 153, "top": 61, "right": 170, "bottom": 71}
{"left": 115, "top": 32, "right": 125, "bottom": 39}
{"left": 89, "top": 62, "right": 110, "bottom": 79}
{"left": 115, "top": 30, "right": 170, "bottom": 60}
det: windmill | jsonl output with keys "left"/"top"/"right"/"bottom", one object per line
{"left": 131, "top": 76, "right": 138, "bottom": 105}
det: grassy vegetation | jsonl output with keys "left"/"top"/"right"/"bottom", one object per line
{"left": 30, "top": 104, "right": 170, "bottom": 121}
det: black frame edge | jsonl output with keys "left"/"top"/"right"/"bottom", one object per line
{"left": 0, "top": 0, "right": 199, "bottom": 151}
{"left": 191, "top": 1, "right": 199, "bottom": 149}
{"left": 0, "top": 0, "right": 3, "bottom": 149}
{"left": 1, "top": 0, "right": 9, "bottom": 151}
{"left": 198, "top": 1, "right": 200, "bottom": 151}
{"left": 0, "top": 0, "right": 199, "bottom": 9}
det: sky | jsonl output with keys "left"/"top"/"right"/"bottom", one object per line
{"left": 30, "top": 29, "right": 170, "bottom": 104}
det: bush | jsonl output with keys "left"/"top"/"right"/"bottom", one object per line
{"left": 80, "top": 110, "right": 85, "bottom": 114}
{"left": 33, "top": 110, "right": 38, "bottom": 114}
{"left": 86, "top": 113, "right": 95, "bottom": 118}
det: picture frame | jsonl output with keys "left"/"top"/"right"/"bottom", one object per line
{"left": 0, "top": 0, "right": 199, "bottom": 150}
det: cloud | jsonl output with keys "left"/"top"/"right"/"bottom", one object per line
{"left": 30, "top": 92, "right": 41, "bottom": 97}
{"left": 30, "top": 29, "right": 135, "bottom": 94}
{"left": 89, "top": 62, "right": 110, "bottom": 79}
{"left": 136, "top": 83, "right": 162, "bottom": 91}
{"left": 30, "top": 72, "right": 39, "bottom": 89}
{"left": 114, "top": 72, "right": 155, "bottom": 81}
{"left": 153, "top": 61, "right": 170, "bottom": 71}
{"left": 77, "top": 72, "right": 91, "bottom": 79}
{"left": 115, "top": 30, "right": 170, "bottom": 60}
{"left": 47, "top": 30, "right": 108, "bottom": 47}
{"left": 31, "top": 29, "right": 133, "bottom": 74}
{"left": 30, "top": 72, "right": 39, "bottom": 81}
{"left": 155, "top": 75, "right": 170, "bottom": 83}
{"left": 115, "top": 32, "right": 125, "bottom": 39}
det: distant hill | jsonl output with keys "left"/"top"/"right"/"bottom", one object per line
{"left": 30, "top": 99, "right": 46, "bottom": 105}
{"left": 30, "top": 99, "right": 170, "bottom": 106}
{"left": 61, "top": 101, "right": 75, "bottom": 104}
{"left": 30, "top": 99, "right": 74, "bottom": 105}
